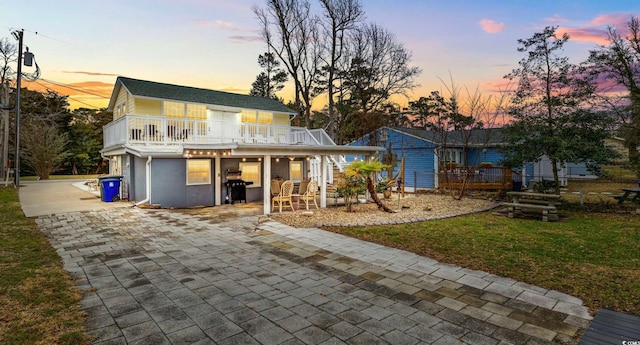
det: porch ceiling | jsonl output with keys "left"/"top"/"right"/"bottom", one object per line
{"left": 103, "top": 143, "right": 383, "bottom": 158}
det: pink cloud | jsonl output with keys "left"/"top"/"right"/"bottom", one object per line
{"left": 553, "top": 13, "right": 636, "bottom": 45}
{"left": 589, "top": 13, "right": 631, "bottom": 28}
{"left": 556, "top": 27, "right": 609, "bottom": 44}
{"left": 229, "top": 35, "right": 262, "bottom": 43}
{"left": 480, "top": 19, "right": 506, "bottom": 33}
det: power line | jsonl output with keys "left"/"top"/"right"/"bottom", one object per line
{"left": 31, "top": 80, "right": 104, "bottom": 109}
{"left": 23, "top": 29, "right": 68, "bottom": 44}
{"left": 67, "top": 96, "right": 103, "bottom": 109}
{"left": 38, "top": 78, "right": 110, "bottom": 99}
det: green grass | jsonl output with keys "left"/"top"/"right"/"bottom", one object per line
{"left": 0, "top": 187, "right": 90, "bottom": 344}
{"left": 602, "top": 165, "right": 638, "bottom": 180}
{"left": 325, "top": 210, "right": 640, "bottom": 316}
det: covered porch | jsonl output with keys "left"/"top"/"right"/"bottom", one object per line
{"left": 107, "top": 142, "right": 383, "bottom": 213}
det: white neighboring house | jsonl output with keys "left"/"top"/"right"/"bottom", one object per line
{"left": 101, "top": 76, "right": 382, "bottom": 213}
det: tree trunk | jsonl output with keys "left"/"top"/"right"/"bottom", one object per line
{"left": 551, "top": 158, "right": 561, "bottom": 195}
{"left": 366, "top": 177, "right": 394, "bottom": 213}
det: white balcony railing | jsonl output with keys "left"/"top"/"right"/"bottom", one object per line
{"left": 103, "top": 115, "right": 327, "bottom": 148}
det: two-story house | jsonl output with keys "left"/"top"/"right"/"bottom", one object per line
{"left": 102, "top": 77, "right": 382, "bottom": 212}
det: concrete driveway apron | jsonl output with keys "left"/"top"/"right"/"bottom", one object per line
{"left": 33, "top": 204, "right": 592, "bottom": 344}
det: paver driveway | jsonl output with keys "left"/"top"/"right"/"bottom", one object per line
{"left": 35, "top": 205, "right": 592, "bottom": 344}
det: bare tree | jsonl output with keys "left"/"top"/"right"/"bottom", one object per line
{"left": 0, "top": 37, "right": 17, "bottom": 180}
{"left": 21, "top": 118, "right": 69, "bottom": 180}
{"left": 318, "top": 0, "right": 364, "bottom": 139}
{"left": 408, "top": 78, "right": 508, "bottom": 199}
{"left": 254, "top": 0, "right": 323, "bottom": 127}
{"left": 340, "top": 23, "right": 421, "bottom": 116}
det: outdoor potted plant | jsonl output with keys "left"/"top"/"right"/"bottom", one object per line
{"left": 376, "top": 178, "right": 395, "bottom": 199}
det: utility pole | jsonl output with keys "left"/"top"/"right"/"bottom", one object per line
{"left": 12, "top": 29, "right": 23, "bottom": 188}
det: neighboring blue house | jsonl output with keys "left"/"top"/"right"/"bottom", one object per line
{"left": 348, "top": 126, "right": 595, "bottom": 191}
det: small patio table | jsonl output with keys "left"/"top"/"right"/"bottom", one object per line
{"left": 614, "top": 187, "right": 640, "bottom": 204}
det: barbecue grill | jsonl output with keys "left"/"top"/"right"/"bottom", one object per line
{"left": 225, "top": 169, "right": 253, "bottom": 204}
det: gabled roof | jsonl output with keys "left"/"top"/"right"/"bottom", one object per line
{"left": 107, "top": 76, "right": 295, "bottom": 114}
{"left": 397, "top": 127, "right": 503, "bottom": 146}
{"left": 373, "top": 127, "right": 504, "bottom": 146}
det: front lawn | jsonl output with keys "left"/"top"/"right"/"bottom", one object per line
{"left": 325, "top": 210, "right": 640, "bottom": 316}
{"left": 0, "top": 187, "right": 90, "bottom": 344}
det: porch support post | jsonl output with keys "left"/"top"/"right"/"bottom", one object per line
{"left": 320, "top": 155, "right": 327, "bottom": 208}
{"left": 433, "top": 156, "right": 439, "bottom": 189}
{"left": 263, "top": 154, "right": 271, "bottom": 214}
{"left": 214, "top": 153, "right": 221, "bottom": 205}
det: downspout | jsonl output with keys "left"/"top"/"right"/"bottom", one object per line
{"left": 133, "top": 156, "right": 152, "bottom": 207}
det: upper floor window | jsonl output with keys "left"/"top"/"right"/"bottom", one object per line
{"left": 241, "top": 109, "right": 257, "bottom": 123}
{"left": 258, "top": 111, "right": 271, "bottom": 124}
{"left": 186, "top": 104, "right": 206, "bottom": 119}
{"left": 164, "top": 101, "right": 184, "bottom": 118}
{"left": 115, "top": 103, "right": 126, "bottom": 118}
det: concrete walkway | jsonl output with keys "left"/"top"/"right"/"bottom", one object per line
{"left": 19, "top": 179, "right": 131, "bottom": 217}
{"left": 30, "top": 198, "right": 592, "bottom": 344}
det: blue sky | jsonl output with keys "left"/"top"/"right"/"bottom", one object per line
{"left": 1, "top": 0, "right": 638, "bottom": 109}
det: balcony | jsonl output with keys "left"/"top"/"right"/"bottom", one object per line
{"left": 103, "top": 115, "right": 327, "bottom": 148}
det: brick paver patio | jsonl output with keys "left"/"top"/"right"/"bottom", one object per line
{"left": 36, "top": 206, "right": 591, "bottom": 344}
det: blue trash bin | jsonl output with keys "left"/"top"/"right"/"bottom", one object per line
{"left": 100, "top": 177, "right": 121, "bottom": 202}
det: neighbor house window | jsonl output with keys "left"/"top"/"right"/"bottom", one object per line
{"left": 239, "top": 162, "right": 261, "bottom": 188}
{"left": 442, "top": 149, "right": 462, "bottom": 164}
{"left": 289, "top": 161, "right": 302, "bottom": 183}
{"left": 186, "top": 159, "right": 211, "bottom": 185}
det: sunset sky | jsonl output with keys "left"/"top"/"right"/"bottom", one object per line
{"left": 1, "top": 0, "right": 638, "bottom": 110}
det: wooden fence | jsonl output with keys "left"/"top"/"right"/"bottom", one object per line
{"left": 438, "top": 166, "right": 514, "bottom": 191}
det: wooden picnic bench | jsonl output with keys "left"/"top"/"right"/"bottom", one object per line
{"left": 501, "top": 191, "right": 561, "bottom": 221}
{"left": 613, "top": 187, "right": 640, "bottom": 204}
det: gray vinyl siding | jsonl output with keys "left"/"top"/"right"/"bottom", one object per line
{"left": 127, "top": 156, "right": 307, "bottom": 207}
{"left": 150, "top": 159, "right": 215, "bottom": 208}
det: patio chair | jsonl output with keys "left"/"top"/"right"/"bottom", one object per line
{"left": 272, "top": 180, "right": 294, "bottom": 213}
{"left": 270, "top": 179, "right": 282, "bottom": 199}
{"left": 301, "top": 179, "right": 318, "bottom": 210}
{"left": 297, "top": 179, "right": 310, "bottom": 194}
